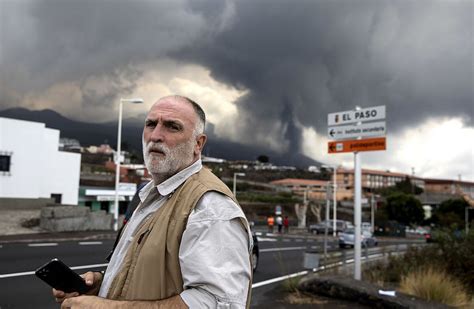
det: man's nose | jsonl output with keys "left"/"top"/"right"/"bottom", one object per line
{"left": 149, "top": 125, "right": 164, "bottom": 143}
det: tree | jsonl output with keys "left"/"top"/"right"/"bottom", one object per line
{"left": 378, "top": 176, "right": 423, "bottom": 196}
{"left": 432, "top": 199, "right": 469, "bottom": 228}
{"left": 385, "top": 192, "right": 424, "bottom": 226}
{"left": 257, "top": 155, "right": 269, "bottom": 163}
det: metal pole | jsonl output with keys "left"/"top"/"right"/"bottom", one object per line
{"left": 324, "top": 182, "right": 330, "bottom": 264}
{"left": 113, "top": 99, "right": 123, "bottom": 232}
{"left": 233, "top": 173, "right": 237, "bottom": 196}
{"left": 354, "top": 151, "right": 362, "bottom": 280}
{"left": 371, "top": 194, "right": 375, "bottom": 234}
{"left": 333, "top": 167, "right": 337, "bottom": 237}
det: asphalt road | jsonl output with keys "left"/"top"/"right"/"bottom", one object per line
{"left": 0, "top": 232, "right": 422, "bottom": 308}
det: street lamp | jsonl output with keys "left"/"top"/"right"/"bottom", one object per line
{"left": 114, "top": 98, "right": 144, "bottom": 231}
{"left": 233, "top": 172, "right": 246, "bottom": 197}
{"left": 322, "top": 164, "right": 338, "bottom": 236}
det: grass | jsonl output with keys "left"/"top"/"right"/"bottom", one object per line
{"left": 281, "top": 276, "right": 323, "bottom": 305}
{"left": 281, "top": 276, "right": 301, "bottom": 293}
{"left": 400, "top": 268, "right": 472, "bottom": 308}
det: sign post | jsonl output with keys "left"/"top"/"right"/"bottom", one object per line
{"left": 327, "top": 105, "right": 386, "bottom": 280}
{"left": 354, "top": 148, "right": 362, "bottom": 280}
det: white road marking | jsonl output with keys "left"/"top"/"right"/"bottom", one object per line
{"left": 78, "top": 241, "right": 103, "bottom": 245}
{"left": 252, "top": 270, "right": 309, "bottom": 288}
{"left": 70, "top": 263, "right": 108, "bottom": 271}
{"left": 0, "top": 271, "right": 36, "bottom": 278}
{"left": 260, "top": 246, "right": 306, "bottom": 252}
{"left": 295, "top": 239, "right": 303, "bottom": 242}
{"left": 27, "top": 243, "right": 58, "bottom": 247}
{"left": 282, "top": 239, "right": 291, "bottom": 242}
{"left": 257, "top": 237, "right": 277, "bottom": 242}
{"left": 0, "top": 263, "right": 109, "bottom": 279}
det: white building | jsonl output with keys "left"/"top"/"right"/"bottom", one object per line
{"left": 0, "top": 117, "right": 81, "bottom": 205}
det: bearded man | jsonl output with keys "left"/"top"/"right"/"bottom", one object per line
{"left": 53, "top": 95, "right": 253, "bottom": 308}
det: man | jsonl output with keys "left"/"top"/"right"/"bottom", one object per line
{"left": 276, "top": 215, "right": 283, "bottom": 233}
{"left": 53, "top": 95, "right": 253, "bottom": 308}
{"left": 283, "top": 216, "right": 289, "bottom": 233}
{"left": 267, "top": 215, "right": 274, "bottom": 233}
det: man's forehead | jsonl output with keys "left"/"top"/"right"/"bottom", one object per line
{"left": 146, "top": 97, "right": 196, "bottom": 122}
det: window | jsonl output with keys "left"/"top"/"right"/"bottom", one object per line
{"left": 0, "top": 155, "right": 11, "bottom": 173}
{"left": 51, "top": 194, "right": 62, "bottom": 204}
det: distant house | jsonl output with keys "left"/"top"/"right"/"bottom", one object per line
{"left": 0, "top": 117, "right": 81, "bottom": 207}
{"left": 270, "top": 178, "right": 329, "bottom": 201}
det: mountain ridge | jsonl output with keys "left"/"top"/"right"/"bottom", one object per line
{"left": 0, "top": 107, "right": 322, "bottom": 168}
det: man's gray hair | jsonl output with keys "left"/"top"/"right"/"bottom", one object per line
{"left": 176, "top": 95, "right": 206, "bottom": 135}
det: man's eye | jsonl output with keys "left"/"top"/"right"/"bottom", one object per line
{"left": 167, "top": 123, "right": 181, "bottom": 131}
{"left": 146, "top": 121, "right": 156, "bottom": 128}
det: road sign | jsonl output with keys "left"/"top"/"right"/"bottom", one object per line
{"left": 328, "top": 105, "right": 385, "bottom": 126}
{"left": 328, "top": 137, "right": 386, "bottom": 154}
{"left": 328, "top": 121, "right": 386, "bottom": 140}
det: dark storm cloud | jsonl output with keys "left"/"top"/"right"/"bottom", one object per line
{"left": 179, "top": 0, "right": 473, "bottom": 149}
{"left": 0, "top": 0, "right": 212, "bottom": 107}
{"left": 1, "top": 0, "right": 472, "bottom": 153}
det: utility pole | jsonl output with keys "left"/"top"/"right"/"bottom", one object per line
{"left": 371, "top": 194, "right": 375, "bottom": 234}
{"left": 324, "top": 182, "right": 330, "bottom": 264}
{"left": 333, "top": 167, "right": 337, "bottom": 237}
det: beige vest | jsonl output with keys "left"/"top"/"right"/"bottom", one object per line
{"left": 106, "top": 168, "right": 252, "bottom": 306}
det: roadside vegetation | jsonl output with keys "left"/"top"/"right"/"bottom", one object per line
{"left": 400, "top": 268, "right": 470, "bottom": 307}
{"left": 364, "top": 229, "right": 474, "bottom": 307}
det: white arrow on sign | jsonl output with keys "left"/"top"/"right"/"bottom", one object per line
{"left": 328, "top": 121, "right": 386, "bottom": 140}
{"left": 328, "top": 105, "right": 385, "bottom": 126}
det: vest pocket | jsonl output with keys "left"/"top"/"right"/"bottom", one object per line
{"left": 137, "top": 229, "right": 151, "bottom": 244}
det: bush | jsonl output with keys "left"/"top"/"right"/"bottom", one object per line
{"left": 400, "top": 268, "right": 471, "bottom": 307}
{"left": 364, "top": 229, "right": 474, "bottom": 296}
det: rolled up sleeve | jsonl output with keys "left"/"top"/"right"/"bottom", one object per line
{"left": 179, "top": 192, "right": 252, "bottom": 309}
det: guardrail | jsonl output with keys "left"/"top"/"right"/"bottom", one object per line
{"left": 305, "top": 243, "right": 426, "bottom": 271}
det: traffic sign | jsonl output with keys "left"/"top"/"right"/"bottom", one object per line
{"left": 328, "top": 121, "right": 386, "bottom": 140}
{"left": 328, "top": 137, "right": 386, "bottom": 154}
{"left": 328, "top": 105, "right": 385, "bottom": 126}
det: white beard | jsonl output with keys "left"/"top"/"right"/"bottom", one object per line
{"left": 142, "top": 136, "right": 195, "bottom": 179}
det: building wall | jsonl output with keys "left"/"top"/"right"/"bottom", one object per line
{"left": 0, "top": 118, "right": 81, "bottom": 205}
{"left": 424, "top": 181, "right": 474, "bottom": 199}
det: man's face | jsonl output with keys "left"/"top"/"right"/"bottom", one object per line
{"left": 142, "top": 97, "right": 201, "bottom": 178}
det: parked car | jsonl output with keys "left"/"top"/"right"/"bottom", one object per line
{"left": 361, "top": 222, "right": 372, "bottom": 232}
{"left": 309, "top": 220, "right": 354, "bottom": 234}
{"left": 339, "top": 228, "right": 378, "bottom": 248}
{"left": 424, "top": 232, "right": 434, "bottom": 243}
{"left": 308, "top": 220, "right": 334, "bottom": 234}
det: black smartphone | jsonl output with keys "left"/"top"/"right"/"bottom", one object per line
{"left": 35, "top": 258, "right": 90, "bottom": 294}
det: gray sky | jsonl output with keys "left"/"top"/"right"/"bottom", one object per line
{"left": 1, "top": 0, "right": 472, "bottom": 180}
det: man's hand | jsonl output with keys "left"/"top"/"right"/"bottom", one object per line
{"left": 52, "top": 271, "right": 103, "bottom": 303}
{"left": 61, "top": 295, "right": 107, "bottom": 309}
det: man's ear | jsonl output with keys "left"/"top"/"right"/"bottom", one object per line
{"left": 194, "top": 134, "right": 207, "bottom": 156}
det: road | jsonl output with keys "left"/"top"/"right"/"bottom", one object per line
{"left": 0, "top": 232, "right": 422, "bottom": 308}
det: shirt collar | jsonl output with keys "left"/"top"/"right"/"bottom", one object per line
{"left": 139, "top": 159, "right": 203, "bottom": 202}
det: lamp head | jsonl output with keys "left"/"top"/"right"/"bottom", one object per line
{"left": 121, "top": 98, "right": 144, "bottom": 104}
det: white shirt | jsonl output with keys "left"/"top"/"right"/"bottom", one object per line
{"left": 99, "top": 160, "right": 252, "bottom": 308}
